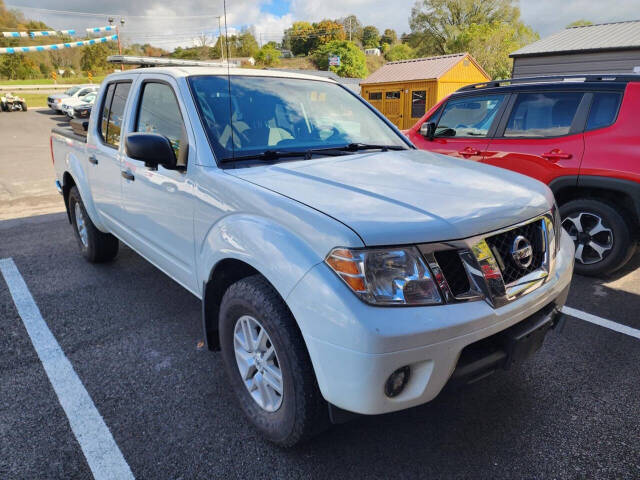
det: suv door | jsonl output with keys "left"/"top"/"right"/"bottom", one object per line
{"left": 411, "top": 94, "right": 507, "bottom": 161}
{"left": 484, "top": 91, "right": 588, "bottom": 185}
{"left": 120, "top": 78, "right": 197, "bottom": 293}
{"left": 88, "top": 80, "right": 132, "bottom": 228}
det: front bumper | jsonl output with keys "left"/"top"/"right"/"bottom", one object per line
{"left": 286, "top": 230, "right": 574, "bottom": 415}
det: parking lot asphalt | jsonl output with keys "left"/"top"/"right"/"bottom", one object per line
{"left": 1, "top": 111, "right": 639, "bottom": 479}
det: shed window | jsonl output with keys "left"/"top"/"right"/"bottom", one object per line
{"left": 369, "top": 92, "right": 382, "bottom": 100}
{"left": 385, "top": 91, "right": 401, "bottom": 99}
{"left": 411, "top": 90, "right": 426, "bottom": 118}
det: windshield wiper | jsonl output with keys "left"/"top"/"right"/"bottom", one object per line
{"left": 220, "top": 148, "right": 349, "bottom": 163}
{"left": 338, "top": 143, "right": 407, "bottom": 152}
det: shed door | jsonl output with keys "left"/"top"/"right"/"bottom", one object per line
{"left": 383, "top": 90, "right": 404, "bottom": 128}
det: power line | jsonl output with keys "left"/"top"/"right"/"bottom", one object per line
{"left": 6, "top": 5, "right": 223, "bottom": 20}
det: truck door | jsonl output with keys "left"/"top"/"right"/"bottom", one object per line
{"left": 120, "top": 78, "right": 198, "bottom": 293}
{"left": 88, "top": 81, "right": 132, "bottom": 229}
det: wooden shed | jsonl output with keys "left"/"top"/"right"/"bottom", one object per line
{"left": 360, "top": 53, "right": 490, "bottom": 129}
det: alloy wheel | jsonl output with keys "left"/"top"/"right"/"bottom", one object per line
{"left": 233, "top": 315, "right": 283, "bottom": 412}
{"left": 562, "top": 212, "right": 613, "bottom": 265}
{"left": 74, "top": 202, "right": 89, "bottom": 248}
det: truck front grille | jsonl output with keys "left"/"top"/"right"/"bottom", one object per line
{"left": 485, "top": 219, "right": 545, "bottom": 285}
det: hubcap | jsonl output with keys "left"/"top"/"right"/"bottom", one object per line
{"left": 233, "top": 315, "right": 283, "bottom": 412}
{"left": 74, "top": 202, "right": 89, "bottom": 247}
{"left": 562, "top": 212, "right": 613, "bottom": 265}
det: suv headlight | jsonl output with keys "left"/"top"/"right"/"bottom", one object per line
{"left": 325, "top": 247, "right": 442, "bottom": 306}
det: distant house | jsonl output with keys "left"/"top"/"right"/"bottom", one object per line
{"left": 227, "top": 57, "right": 255, "bottom": 67}
{"left": 510, "top": 20, "right": 640, "bottom": 77}
{"left": 364, "top": 48, "right": 381, "bottom": 56}
{"left": 360, "top": 53, "right": 489, "bottom": 129}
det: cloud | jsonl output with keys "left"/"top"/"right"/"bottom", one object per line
{"left": 7, "top": 0, "right": 640, "bottom": 51}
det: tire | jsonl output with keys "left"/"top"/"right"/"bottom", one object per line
{"left": 21, "top": 102, "right": 27, "bottom": 111}
{"left": 560, "top": 198, "right": 636, "bottom": 276}
{"left": 219, "top": 275, "right": 328, "bottom": 446}
{"left": 68, "top": 186, "right": 119, "bottom": 263}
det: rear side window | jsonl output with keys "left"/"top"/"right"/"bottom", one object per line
{"left": 587, "top": 92, "right": 622, "bottom": 131}
{"left": 135, "top": 82, "right": 186, "bottom": 164}
{"left": 99, "top": 82, "right": 132, "bottom": 148}
{"left": 435, "top": 95, "right": 505, "bottom": 138}
{"left": 100, "top": 84, "right": 115, "bottom": 144}
{"left": 504, "top": 92, "right": 583, "bottom": 138}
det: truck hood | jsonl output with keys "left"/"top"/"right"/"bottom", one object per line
{"left": 228, "top": 149, "right": 553, "bottom": 246}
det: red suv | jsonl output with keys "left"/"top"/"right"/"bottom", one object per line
{"left": 406, "top": 75, "right": 640, "bottom": 276}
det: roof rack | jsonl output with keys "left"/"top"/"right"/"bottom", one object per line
{"left": 107, "top": 55, "right": 228, "bottom": 68}
{"left": 457, "top": 73, "right": 640, "bottom": 92}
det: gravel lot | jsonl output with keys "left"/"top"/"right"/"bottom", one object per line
{"left": 1, "top": 110, "right": 639, "bottom": 479}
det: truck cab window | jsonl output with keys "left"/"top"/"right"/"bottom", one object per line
{"left": 99, "top": 82, "right": 131, "bottom": 148}
{"left": 136, "top": 82, "right": 187, "bottom": 165}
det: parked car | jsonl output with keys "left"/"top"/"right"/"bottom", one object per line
{"left": 47, "top": 84, "right": 98, "bottom": 112}
{"left": 70, "top": 101, "right": 93, "bottom": 120}
{"left": 62, "top": 91, "right": 98, "bottom": 118}
{"left": 51, "top": 67, "right": 574, "bottom": 446}
{"left": 405, "top": 74, "right": 640, "bottom": 276}
{"left": 0, "top": 92, "right": 27, "bottom": 111}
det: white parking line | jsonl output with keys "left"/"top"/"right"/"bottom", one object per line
{"left": 562, "top": 305, "right": 640, "bottom": 340}
{"left": 0, "top": 258, "right": 135, "bottom": 480}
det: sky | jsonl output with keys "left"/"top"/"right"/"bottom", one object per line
{"left": 4, "top": 0, "right": 640, "bottom": 51}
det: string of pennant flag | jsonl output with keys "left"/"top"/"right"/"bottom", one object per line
{"left": 0, "top": 34, "right": 118, "bottom": 54}
{"left": 2, "top": 25, "right": 115, "bottom": 38}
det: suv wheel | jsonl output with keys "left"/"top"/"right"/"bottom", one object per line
{"left": 219, "top": 275, "right": 328, "bottom": 446}
{"left": 68, "top": 186, "right": 119, "bottom": 263}
{"left": 560, "top": 198, "right": 636, "bottom": 276}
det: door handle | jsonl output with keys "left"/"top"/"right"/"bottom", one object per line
{"left": 88, "top": 155, "right": 98, "bottom": 165}
{"left": 121, "top": 170, "right": 135, "bottom": 181}
{"left": 542, "top": 149, "right": 572, "bottom": 161}
{"left": 459, "top": 147, "right": 481, "bottom": 157}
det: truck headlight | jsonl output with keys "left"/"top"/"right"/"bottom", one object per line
{"left": 325, "top": 247, "right": 442, "bottom": 306}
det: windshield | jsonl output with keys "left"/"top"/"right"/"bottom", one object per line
{"left": 82, "top": 93, "right": 97, "bottom": 103}
{"left": 188, "top": 75, "right": 407, "bottom": 163}
{"left": 66, "top": 86, "right": 81, "bottom": 96}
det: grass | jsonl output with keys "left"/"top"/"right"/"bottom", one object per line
{"left": 16, "top": 93, "right": 49, "bottom": 108}
{"left": 0, "top": 75, "right": 106, "bottom": 86}
{"left": 277, "top": 57, "right": 317, "bottom": 70}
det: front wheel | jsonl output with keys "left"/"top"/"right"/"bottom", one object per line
{"left": 68, "top": 186, "right": 119, "bottom": 263}
{"left": 219, "top": 275, "right": 328, "bottom": 446}
{"left": 560, "top": 198, "right": 636, "bottom": 276}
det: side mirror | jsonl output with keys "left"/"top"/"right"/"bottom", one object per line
{"left": 125, "top": 133, "right": 178, "bottom": 170}
{"left": 419, "top": 121, "right": 436, "bottom": 140}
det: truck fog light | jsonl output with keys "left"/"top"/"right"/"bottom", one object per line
{"left": 385, "top": 366, "right": 410, "bottom": 398}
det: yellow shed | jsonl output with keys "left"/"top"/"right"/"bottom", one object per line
{"left": 360, "top": 53, "right": 490, "bottom": 129}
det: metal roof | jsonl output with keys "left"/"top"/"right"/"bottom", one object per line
{"left": 511, "top": 20, "right": 640, "bottom": 57}
{"left": 360, "top": 53, "right": 484, "bottom": 85}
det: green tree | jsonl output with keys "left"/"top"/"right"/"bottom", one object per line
{"left": 409, "top": 0, "right": 523, "bottom": 55}
{"left": 362, "top": 25, "right": 380, "bottom": 48}
{"left": 283, "top": 21, "right": 315, "bottom": 55}
{"left": 567, "top": 19, "right": 593, "bottom": 28}
{"left": 313, "top": 20, "right": 346, "bottom": 45}
{"left": 255, "top": 44, "right": 281, "bottom": 67}
{"left": 385, "top": 43, "right": 416, "bottom": 61}
{"left": 80, "top": 43, "right": 116, "bottom": 73}
{"left": 237, "top": 30, "right": 260, "bottom": 57}
{"left": 313, "top": 40, "right": 368, "bottom": 78}
{"left": 448, "top": 20, "right": 538, "bottom": 79}
{"left": 339, "top": 14, "right": 363, "bottom": 43}
{"left": 381, "top": 29, "right": 398, "bottom": 45}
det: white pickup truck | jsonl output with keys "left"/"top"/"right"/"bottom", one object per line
{"left": 51, "top": 67, "right": 574, "bottom": 446}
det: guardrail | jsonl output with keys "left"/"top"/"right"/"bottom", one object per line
{"left": 0, "top": 84, "right": 85, "bottom": 92}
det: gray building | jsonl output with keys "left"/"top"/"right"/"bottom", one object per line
{"left": 510, "top": 20, "right": 640, "bottom": 77}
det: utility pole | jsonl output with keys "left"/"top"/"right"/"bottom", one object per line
{"left": 216, "top": 16, "right": 224, "bottom": 62}
{"left": 348, "top": 18, "right": 352, "bottom": 42}
{"left": 109, "top": 17, "right": 124, "bottom": 70}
